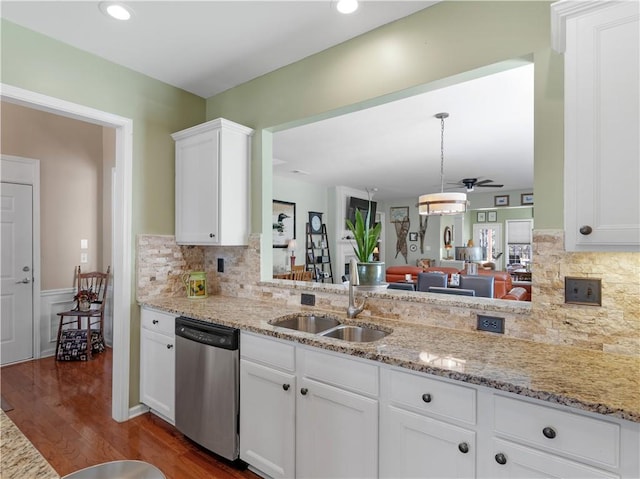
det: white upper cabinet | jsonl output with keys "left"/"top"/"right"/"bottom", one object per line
{"left": 172, "top": 118, "right": 253, "bottom": 245}
{"left": 553, "top": 0, "right": 640, "bottom": 251}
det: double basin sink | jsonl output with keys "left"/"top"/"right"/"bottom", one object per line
{"left": 269, "top": 314, "right": 389, "bottom": 343}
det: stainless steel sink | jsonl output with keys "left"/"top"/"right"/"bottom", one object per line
{"left": 269, "top": 314, "right": 341, "bottom": 333}
{"left": 319, "top": 325, "right": 389, "bottom": 342}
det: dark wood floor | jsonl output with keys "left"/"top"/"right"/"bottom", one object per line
{"left": 1, "top": 348, "right": 260, "bottom": 479}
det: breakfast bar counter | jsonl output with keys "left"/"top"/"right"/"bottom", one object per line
{"left": 141, "top": 294, "right": 640, "bottom": 423}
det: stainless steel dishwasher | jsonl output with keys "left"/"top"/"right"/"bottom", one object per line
{"left": 174, "top": 316, "right": 239, "bottom": 461}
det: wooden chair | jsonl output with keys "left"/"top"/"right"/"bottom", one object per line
{"left": 290, "top": 266, "right": 312, "bottom": 281}
{"left": 55, "top": 265, "right": 110, "bottom": 361}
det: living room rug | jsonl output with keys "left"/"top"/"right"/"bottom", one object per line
{"left": 1, "top": 395, "right": 14, "bottom": 412}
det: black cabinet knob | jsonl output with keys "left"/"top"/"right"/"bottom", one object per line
{"left": 421, "top": 393, "right": 432, "bottom": 403}
{"left": 542, "top": 426, "right": 557, "bottom": 439}
{"left": 209, "top": 233, "right": 215, "bottom": 238}
{"left": 300, "top": 388, "right": 308, "bottom": 396}
{"left": 495, "top": 453, "right": 507, "bottom": 465}
{"left": 166, "top": 344, "right": 173, "bottom": 349}
{"left": 458, "top": 442, "right": 469, "bottom": 454}
{"left": 579, "top": 225, "right": 593, "bottom": 235}
{"left": 282, "top": 384, "right": 290, "bottom": 391}
{"left": 152, "top": 319, "right": 159, "bottom": 324}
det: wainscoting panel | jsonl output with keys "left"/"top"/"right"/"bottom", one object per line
{"left": 40, "top": 289, "right": 74, "bottom": 357}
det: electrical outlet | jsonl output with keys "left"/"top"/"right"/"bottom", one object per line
{"left": 301, "top": 293, "right": 315, "bottom": 306}
{"left": 565, "top": 277, "right": 601, "bottom": 306}
{"left": 477, "top": 314, "right": 504, "bottom": 334}
{"left": 80, "top": 253, "right": 88, "bottom": 264}
{"left": 217, "top": 258, "right": 224, "bottom": 273}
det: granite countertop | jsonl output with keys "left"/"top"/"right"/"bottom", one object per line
{"left": 142, "top": 295, "right": 640, "bottom": 423}
{"left": 1, "top": 410, "right": 59, "bottom": 479}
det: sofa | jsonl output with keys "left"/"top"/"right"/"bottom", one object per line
{"left": 385, "top": 265, "right": 530, "bottom": 301}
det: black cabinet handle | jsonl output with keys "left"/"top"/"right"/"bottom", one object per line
{"left": 152, "top": 319, "right": 159, "bottom": 324}
{"left": 422, "top": 393, "right": 432, "bottom": 403}
{"left": 300, "top": 388, "right": 308, "bottom": 396}
{"left": 495, "top": 453, "right": 507, "bottom": 465}
{"left": 283, "top": 384, "right": 290, "bottom": 391}
{"left": 579, "top": 225, "right": 593, "bottom": 235}
{"left": 458, "top": 442, "right": 469, "bottom": 454}
{"left": 209, "top": 233, "right": 215, "bottom": 238}
{"left": 542, "top": 426, "right": 557, "bottom": 439}
{"left": 166, "top": 344, "right": 173, "bottom": 349}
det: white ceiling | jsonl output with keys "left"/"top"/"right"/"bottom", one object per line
{"left": 273, "top": 63, "right": 534, "bottom": 201}
{"left": 2, "top": 1, "right": 533, "bottom": 201}
{"left": 1, "top": 0, "right": 436, "bottom": 98}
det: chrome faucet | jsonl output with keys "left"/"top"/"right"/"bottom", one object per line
{"left": 347, "top": 258, "right": 365, "bottom": 319}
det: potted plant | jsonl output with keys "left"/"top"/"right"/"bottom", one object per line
{"left": 346, "top": 204, "right": 384, "bottom": 286}
{"left": 74, "top": 288, "right": 98, "bottom": 311}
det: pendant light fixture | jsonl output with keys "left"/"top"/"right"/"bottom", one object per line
{"left": 418, "top": 112, "right": 468, "bottom": 215}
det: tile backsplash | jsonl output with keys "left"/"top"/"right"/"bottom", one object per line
{"left": 136, "top": 231, "right": 639, "bottom": 356}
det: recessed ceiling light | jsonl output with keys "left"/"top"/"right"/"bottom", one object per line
{"left": 336, "top": 0, "right": 359, "bottom": 14}
{"left": 99, "top": 2, "right": 133, "bottom": 21}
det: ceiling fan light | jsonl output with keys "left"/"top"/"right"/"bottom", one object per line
{"left": 419, "top": 192, "right": 468, "bottom": 215}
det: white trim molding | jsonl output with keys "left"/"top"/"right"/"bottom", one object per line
{"left": 1, "top": 83, "right": 134, "bottom": 423}
{"left": 551, "top": 0, "right": 617, "bottom": 52}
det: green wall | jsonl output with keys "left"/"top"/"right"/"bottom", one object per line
{"left": 204, "top": 1, "right": 564, "bottom": 251}
{"left": 1, "top": 19, "right": 206, "bottom": 406}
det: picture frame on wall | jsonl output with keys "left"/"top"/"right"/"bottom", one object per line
{"left": 477, "top": 211, "right": 486, "bottom": 222}
{"left": 272, "top": 199, "right": 296, "bottom": 248}
{"left": 409, "top": 232, "right": 418, "bottom": 241}
{"left": 390, "top": 206, "right": 409, "bottom": 223}
{"left": 494, "top": 195, "right": 510, "bottom": 207}
{"left": 488, "top": 211, "right": 497, "bottom": 222}
{"left": 521, "top": 193, "right": 534, "bottom": 205}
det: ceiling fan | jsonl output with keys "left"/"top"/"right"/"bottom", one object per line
{"left": 448, "top": 178, "right": 504, "bottom": 192}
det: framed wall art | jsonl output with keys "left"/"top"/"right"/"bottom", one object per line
{"left": 488, "top": 211, "right": 497, "bottom": 222}
{"left": 272, "top": 200, "right": 296, "bottom": 247}
{"left": 409, "top": 232, "right": 418, "bottom": 242}
{"left": 521, "top": 193, "right": 534, "bottom": 205}
{"left": 390, "top": 206, "right": 409, "bottom": 223}
{"left": 477, "top": 211, "right": 486, "bottom": 222}
{"left": 494, "top": 195, "right": 510, "bottom": 207}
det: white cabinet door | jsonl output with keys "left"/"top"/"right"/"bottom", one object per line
{"left": 488, "top": 438, "right": 619, "bottom": 479}
{"left": 296, "top": 377, "right": 378, "bottom": 479}
{"left": 173, "top": 118, "right": 252, "bottom": 246}
{"left": 561, "top": 1, "right": 640, "bottom": 250}
{"left": 380, "top": 405, "right": 476, "bottom": 479}
{"left": 140, "top": 327, "right": 175, "bottom": 422}
{"left": 239, "top": 359, "right": 295, "bottom": 479}
{"left": 174, "top": 128, "right": 219, "bottom": 244}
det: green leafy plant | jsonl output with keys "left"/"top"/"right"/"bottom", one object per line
{"left": 346, "top": 205, "right": 382, "bottom": 263}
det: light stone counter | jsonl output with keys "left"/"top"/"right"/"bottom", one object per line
{"left": 142, "top": 295, "right": 640, "bottom": 423}
{"left": 1, "top": 410, "right": 59, "bottom": 479}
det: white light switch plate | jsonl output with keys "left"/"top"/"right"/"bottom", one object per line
{"left": 80, "top": 253, "right": 88, "bottom": 263}
{"left": 80, "top": 239, "right": 88, "bottom": 249}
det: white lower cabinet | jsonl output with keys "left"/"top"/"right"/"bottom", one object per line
{"left": 240, "top": 359, "right": 295, "bottom": 478}
{"left": 140, "top": 306, "right": 175, "bottom": 423}
{"left": 240, "top": 331, "right": 640, "bottom": 479}
{"left": 239, "top": 332, "right": 378, "bottom": 478}
{"left": 380, "top": 368, "right": 476, "bottom": 479}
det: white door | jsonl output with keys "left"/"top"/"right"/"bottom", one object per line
{"left": 240, "top": 359, "right": 296, "bottom": 478}
{"left": 1, "top": 182, "right": 34, "bottom": 364}
{"left": 380, "top": 405, "right": 476, "bottom": 479}
{"left": 473, "top": 223, "right": 503, "bottom": 270}
{"left": 296, "top": 377, "right": 378, "bottom": 478}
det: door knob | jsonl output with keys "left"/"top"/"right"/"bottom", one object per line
{"left": 15, "top": 278, "right": 31, "bottom": 284}
{"left": 579, "top": 225, "right": 593, "bottom": 235}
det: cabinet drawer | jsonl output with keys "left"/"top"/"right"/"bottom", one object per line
{"left": 240, "top": 332, "right": 295, "bottom": 372}
{"left": 300, "top": 348, "right": 378, "bottom": 397}
{"left": 384, "top": 368, "right": 476, "bottom": 425}
{"left": 141, "top": 307, "right": 175, "bottom": 336}
{"left": 493, "top": 395, "right": 620, "bottom": 468}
